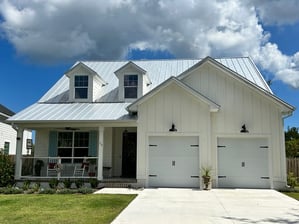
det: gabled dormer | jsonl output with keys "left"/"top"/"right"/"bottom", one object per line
{"left": 65, "top": 62, "right": 107, "bottom": 102}
{"left": 114, "top": 61, "right": 151, "bottom": 102}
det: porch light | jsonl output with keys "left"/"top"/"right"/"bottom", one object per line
{"left": 240, "top": 124, "right": 249, "bottom": 133}
{"left": 169, "top": 124, "right": 177, "bottom": 132}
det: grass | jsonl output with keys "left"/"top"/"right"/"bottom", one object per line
{"left": 0, "top": 194, "right": 136, "bottom": 224}
{"left": 283, "top": 192, "right": 299, "bottom": 200}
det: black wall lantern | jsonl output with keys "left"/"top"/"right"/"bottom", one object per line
{"left": 240, "top": 124, "right": 249, "bottom": 133}
{"left": 169, "top": 123, "right": 177, "bottom": 132}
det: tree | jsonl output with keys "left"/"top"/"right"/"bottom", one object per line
{"left": 285, "top": 127, "right": 299, "bottom": 158}
{"left": 0, "top": 150, "right": 15, "bottom": 187}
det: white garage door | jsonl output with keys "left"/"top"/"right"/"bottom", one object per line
{"left": 148, "top": 136, "right": 199, "bottom": 188}
{"left": 218, "top": 138, "right": 270, "bottom": 188}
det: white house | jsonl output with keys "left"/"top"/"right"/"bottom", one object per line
{"left": 0, "top": 104, "right": 32, "bottom": 155}
{"left": 8, "top": 57, "right": 294, "bottom": 189}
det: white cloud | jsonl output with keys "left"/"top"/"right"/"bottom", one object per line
{"left": 0, "top": 0, "right": 299, "bottom": 87}
{"left": 249, "top": 0, "right": 299, "bottom": 25}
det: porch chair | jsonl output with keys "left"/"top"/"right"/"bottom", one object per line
{"left": 47, "top": 159, "right": 57, "bottom": 177}
{"left": 73, "top": 163, "right": 86, "bottom": 177}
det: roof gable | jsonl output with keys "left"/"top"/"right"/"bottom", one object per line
{"left": 65, "top": 62, "right": 107, "bottom": 85}
{"left": 178, "top": 57, "right": 294, "bottom": 114}
{"left": 127, "top": 76, "right": 220, "bottom": 112}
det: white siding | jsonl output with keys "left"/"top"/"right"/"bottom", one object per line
{"left": 0, "top": 122, "right": 32, "bottom": 155}
{"left": 137, "top": 82, "right": 211, "bottom": 187}
{"left": 182, "top": 63, "right": 286, "bottom": 188}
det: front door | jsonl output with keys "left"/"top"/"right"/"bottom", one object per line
{"left": 122, "top": 132, "right": 137, "bottom": 178}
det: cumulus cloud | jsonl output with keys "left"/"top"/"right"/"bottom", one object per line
{"left": 0, "top": 0, "right": 299, "bottom": 87}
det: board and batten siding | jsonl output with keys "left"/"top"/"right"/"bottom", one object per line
{"left": 136, "top": 82, "right": 211, "bottom": 187}
{"left": 182, "top": 63, "right": 287, "bottom": 188}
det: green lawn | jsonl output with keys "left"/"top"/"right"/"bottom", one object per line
{"left": 0, "top": 194, "right": 136, "bottom": 224}
{"left": 283, "top": 192, "right": 299, "bottom": 200}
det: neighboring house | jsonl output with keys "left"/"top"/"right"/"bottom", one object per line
{"left": 0, "top": 104, "right": 32, "bottom": 155}
{"left": 8, "top": 57, "right": 295, "bottom": 189}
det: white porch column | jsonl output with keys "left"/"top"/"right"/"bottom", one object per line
{"left": 15, "top": 127, "right": 24, "bottom": 179}
{"left": 97, "top": 127, "right": 104, "bottom": 180}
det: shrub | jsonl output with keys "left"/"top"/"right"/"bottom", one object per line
{"left": 39, "top": 188, "right": 56, "bottom": 194}
{"left": 63, "top": 178, "right": 72, "bottom": 188}
{"left": 287, "top": 172, "right": 297, "bottom": 188}
{"left": 49, "top": 179, "right": 59, "bottom": 189}
{"left": 56, "top": 188, "right": 76, "bottom": 194}
{"left": 75, "top": 179, "right": 84, "bottom": 188}
{"left": 22, "top": 180, "right": 31, "bottom": 190}
{"left": 0, "top": 187, "right": 23, "bottom": 194}
{"left": 77, "top": 187, "right": 94, "bottom": 194}
{"left": 0, "top": 151, "right": 15, "bottom": 187}
{"left": 89, "top": 178, "right": 98, "bottom": 188}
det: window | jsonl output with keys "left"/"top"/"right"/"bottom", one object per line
{"left": 124, "top": 75, "right": 138, "bottom": 98}
{"left": 75, "top": 76, "right": 88, "bottom": 99}
{"left": 4, "top": 142, "right": 9, "bottom": 155}
{"left": 57, "top": 132, "right": 89, "bottom": 163}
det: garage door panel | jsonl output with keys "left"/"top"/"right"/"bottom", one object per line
{"left": 149, "top": 136, "right": 199, "bottom": 188}
{"left": 218, "top": 138, "right": 270, "bottom": 188}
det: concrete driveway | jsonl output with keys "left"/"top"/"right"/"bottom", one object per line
{"left": 111, "top": 188, "right": 299, "bottom": 224}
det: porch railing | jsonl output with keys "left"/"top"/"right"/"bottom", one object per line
{"left": 20, "top": 156, "right": 98, "bottom": 179}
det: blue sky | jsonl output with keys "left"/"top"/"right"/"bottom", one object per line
{"left": 0, "top": 0, "right": 298, "bottom": 129}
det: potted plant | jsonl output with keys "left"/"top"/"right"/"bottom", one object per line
{"left": 34, "top": 160, "right": 44, "bottom": 176}
{"left": 201, "top": 167, "right": 212, "bottom": 190}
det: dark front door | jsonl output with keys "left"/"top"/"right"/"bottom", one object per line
{"left": 122, "top": 132, "right": 137, "bottom": 178}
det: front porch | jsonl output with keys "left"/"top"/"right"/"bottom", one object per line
{"left": 15, "top": 126, "right": 137, "bottom": 183}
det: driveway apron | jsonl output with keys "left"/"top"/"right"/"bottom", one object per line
{"left": 111, "top": 188, "right": 299, "bottom": 224}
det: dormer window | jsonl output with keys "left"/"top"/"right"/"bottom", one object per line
{"left": 124, "top": 74, "right": 138, "bottom": 99}
{"left": 75, "top": 75, "right": 89, "bottom": 99}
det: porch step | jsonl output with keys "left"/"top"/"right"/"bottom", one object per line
{"left": 102, "top": 182, "right": 136, "bottom": 188}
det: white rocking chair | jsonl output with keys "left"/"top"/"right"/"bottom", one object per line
{"left": 73, "top": 164, "right": 86, "bottom": 177}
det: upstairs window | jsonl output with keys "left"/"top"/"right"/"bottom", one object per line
{"left": 124, "top": 75, "right": 138, "bottom": 98}
{"left": 75, "top": 76, "right": 88, "bottom": 99}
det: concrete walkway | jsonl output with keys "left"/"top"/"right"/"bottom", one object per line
{"left": 111, "top": 188, "right": 299, "bottom": 224}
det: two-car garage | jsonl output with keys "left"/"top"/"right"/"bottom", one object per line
{"left": 147, "top": 136, "right": 270, "bottom": 189}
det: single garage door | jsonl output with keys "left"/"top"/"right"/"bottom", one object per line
{"left": 218, "top": 138, "right": 270, "bottom": 188}
{"left": 148, "top": 136, "right": 199, "bottom": 188}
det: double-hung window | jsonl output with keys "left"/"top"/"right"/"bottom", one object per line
{"left": 57, "top": 132, "right": 89, "bottom": 163}
{"left": 75, "top": 75, "right": 89, "bottom": 99}
{"left": 124, "top": 75, "right": 138, "bottom": 98}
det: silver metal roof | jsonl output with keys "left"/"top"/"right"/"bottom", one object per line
{"left": 10, "top": 103, "right": 132, "bottom": 122}
{"left": 9, "top": 57, "right": 275, "bottom": 123}
{"left": 39, "top": 57, "right": 271, "bottom": 104}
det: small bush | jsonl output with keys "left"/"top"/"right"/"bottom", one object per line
{"left": 56, "top": 189, "right": 76, "bottom": 194}
{"left": 0, "top": 187, "right": 23, "bottom": 194}
{"left": 39, "top": 188, "right": 56, "bottom": 194}
{"left": 63, "top": 178, "right": 72, "bottom": 188}
{"left": 22, "top": 180, "right": 31, "bottom": 190}
{"left": 89, "top": 178, "right": 98, "bottom": 188}
{"left": 49, "top": 179, "right": 59, "bottom": 189}
{"left": 77, "top": 187, "right": 94, "bottom": 194}
{"left": 287, "top": 172, "right": 297, "bottom": 188}
{"left": 75, "top": 179, "right": 84, "bottom": 188}
{"left": 0, "top": 151, "right": 15, "bottom": 187}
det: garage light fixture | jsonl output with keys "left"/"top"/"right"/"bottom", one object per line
{"left": 169, "top": 123, "right": 177, "bottom": 132}
{"left": 240, "top": 124, "right": 249, "bottom": 133}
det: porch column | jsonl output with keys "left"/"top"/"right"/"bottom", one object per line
{"left": 97, "top": 127, "right": 104, "bottom": 180}
{"left": 15, "top": 127, "right": 24, "bottom": 179}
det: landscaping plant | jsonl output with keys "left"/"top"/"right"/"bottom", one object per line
{"left": 0, "top": 151, "right": 14, "bottom": 187}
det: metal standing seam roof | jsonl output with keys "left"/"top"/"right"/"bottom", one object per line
{"left": 9, "top": 57, "right": 275, "bottom": 122}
